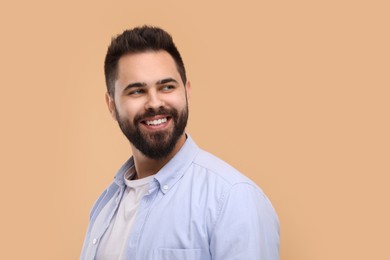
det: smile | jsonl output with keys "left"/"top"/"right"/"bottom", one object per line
{"left": 146, "top": 117, "right": 168, "bottom": 126}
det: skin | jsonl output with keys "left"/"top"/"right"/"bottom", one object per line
{"left": 105, "top": 51, "right": 191, "bottom": 179}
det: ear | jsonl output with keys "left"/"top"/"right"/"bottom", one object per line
{"left": 105, "top": 92, "right": 117, "bottom": 121}
{"left": 185, "top": 81, "right": 191, "bottom": 103}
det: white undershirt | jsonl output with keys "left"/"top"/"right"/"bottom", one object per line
{"left": 96, "top": 167, "right": 155, "bottom": 260}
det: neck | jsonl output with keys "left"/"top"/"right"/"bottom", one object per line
{"left": 131, "top": 134, "right": 186, "bottom": 179}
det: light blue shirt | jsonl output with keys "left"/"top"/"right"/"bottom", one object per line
{"left": 81, "top": 135, "right": 280, "bottom": 260}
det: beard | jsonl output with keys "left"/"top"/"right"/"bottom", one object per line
{"left": 115, "top": 105, "right": 188, "bottom": 160}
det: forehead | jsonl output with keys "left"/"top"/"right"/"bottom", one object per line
{"left": 116, "top": 51, "right": 180, "bottom": 88}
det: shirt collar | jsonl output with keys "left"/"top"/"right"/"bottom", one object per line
{"left": 154, "top": 134, "right": 199, "bottom": 194}
{"left": 113, "top": 134, "right": 200, "bottom": 194}
{"left": 113, "top": 157, "right": 134, "bottom": 187}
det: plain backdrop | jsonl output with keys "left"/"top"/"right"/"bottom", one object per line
{"left": 0, "top": 0, "right": 389, "bottom": 259}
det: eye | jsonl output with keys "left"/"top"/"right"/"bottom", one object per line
{"left": 161, "top": 85, "right": 175, "bottom": 92}
{"left": 128, "top": 88, "right": 144, "bottom": 95}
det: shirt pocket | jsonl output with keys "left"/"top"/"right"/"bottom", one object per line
{"left": 153, "top": 248, "right": 201, "bottom": 260}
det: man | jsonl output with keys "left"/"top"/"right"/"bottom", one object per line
{"left": 81, "top": 26, "right": 279, "bottom": 260}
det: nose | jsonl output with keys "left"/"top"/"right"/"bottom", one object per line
{"left": 144, "top": 89, "right": 164, "bottom": 110}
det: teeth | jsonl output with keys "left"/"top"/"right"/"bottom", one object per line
{"left": 146, "top": 118, "right": 167, "bottom": 126}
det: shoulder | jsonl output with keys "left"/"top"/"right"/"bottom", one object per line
{"left": 190, "top": 149, "right": 279, "bottom": 235}
{"left": 192, "top": 149, "right": 255, "bottom": 185}
{"left": 189, "top": 148, "right": 268, "bottom": 199}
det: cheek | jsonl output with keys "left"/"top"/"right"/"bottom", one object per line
{"left": 167, "top": 93, "right": 188, "bottom": 108}
{"left": 115, "top": 103, "right": 137, "bottom": 122}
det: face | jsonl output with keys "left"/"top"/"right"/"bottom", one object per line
{"left": 107, "top": 51, "right": 190, "bottom": 160}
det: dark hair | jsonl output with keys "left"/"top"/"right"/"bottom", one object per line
{"left": 104, "top": 25, "right": 187, "bottom": 96}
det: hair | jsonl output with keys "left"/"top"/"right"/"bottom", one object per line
{"left": 104, "top": 25, "right": 187, "bottom": 96}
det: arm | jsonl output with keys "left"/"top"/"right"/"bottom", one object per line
{"left": 209, "top": 183, "right": 280, "bottom": 260}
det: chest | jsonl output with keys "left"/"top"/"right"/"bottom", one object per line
{"left": 124, "top": 180, "right": 219, "bottom": 260}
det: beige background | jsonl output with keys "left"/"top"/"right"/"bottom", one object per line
{"left": 1, "top": 0, "right": 389, "bottom": 259}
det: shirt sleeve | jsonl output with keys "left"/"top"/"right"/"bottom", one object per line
{"left": 209, "top": 183, "right": 280, "bottom": 260}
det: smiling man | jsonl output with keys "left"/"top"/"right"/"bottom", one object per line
{"left": 80, "top": 26, "right": 279, "bottom": 260}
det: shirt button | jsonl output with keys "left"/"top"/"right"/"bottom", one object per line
{"left": 92, "top": 238, "right": 98, "bottom": 245}
{"left": 115, "top": 197, "right": 120, "bottom": 203}
{"left": 163, "top": 185, "right": 169, "bottom": 190}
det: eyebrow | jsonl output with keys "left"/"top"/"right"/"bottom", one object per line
{"left": 156, "top": 78, "right": 179, "bottom": 85}
{"left": 122, "top": 78, "right": 179, "bottom": 93}
{"left": 122, "top": 82, "right": 147, "bottom": 92}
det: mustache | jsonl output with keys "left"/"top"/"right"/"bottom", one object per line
{"left": 134, "top": 108, "right": 178, "bottom": 123}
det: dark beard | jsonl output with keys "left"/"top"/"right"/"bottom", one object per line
{"left": 116, "top": 106, "right": 188, "bottom": 160}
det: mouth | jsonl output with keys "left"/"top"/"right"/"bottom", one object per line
{"left": 140, "top": 115, "right": 172, "bottom": 129}
{"left": 145, "top": 117, "right": 168, "bottom": 126}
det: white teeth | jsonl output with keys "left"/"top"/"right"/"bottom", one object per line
{"left": 146, "top": 118, "right": 167, "bottom": 126}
